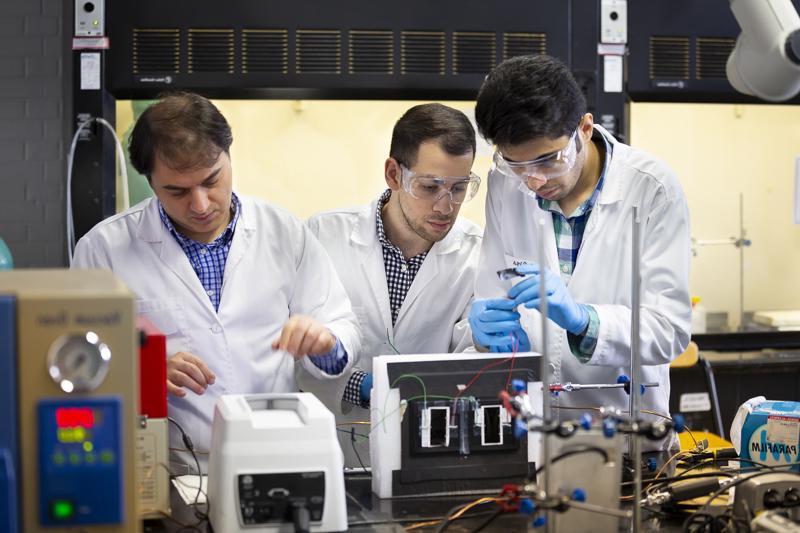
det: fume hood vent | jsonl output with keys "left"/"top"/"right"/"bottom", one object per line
{"left": 132, "top": 28, "right": 180, "bottom": 74}
{"left": 349, "top": 30, "right": 394, "bottom": 74}
{"left": 696, "top": 37, "right": 735, "bottom": 79}
{"left": 296, "top": 30, "right": 342, "bottom": 74}
{"left": 503, "top": 32, "right": 546, "bottom": 61}
{"left": 188, "top": 29, "right": 234, "bottom": 73}
{"left": 242, "top": 29, "right": 289, "bottom": 74}
{"left": 401, "top": 31, "right": 445, "bottom": 75}
{"left": 649, "top": 36, "right": 690, "bottom": 79}
{"left": 453, "top": 32, "right": 496, "bottom": 75}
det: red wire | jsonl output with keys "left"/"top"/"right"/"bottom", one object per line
{"left": 455, "top": 332, "right": 520, "bottom": 400}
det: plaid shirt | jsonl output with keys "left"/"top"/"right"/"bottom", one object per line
{"left": 536, "top": 132, "right": 612, "bottom": 362}
{"left": 159, "top": 193, "right": 346, "bottom": 374}
{"left": 343, "top": 190, "right": 428, "bottom": 407}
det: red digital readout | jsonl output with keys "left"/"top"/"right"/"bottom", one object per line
{"left": 55, "top": 407, "right": 95, "bottom": 428}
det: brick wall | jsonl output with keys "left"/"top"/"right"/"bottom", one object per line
{"left": 0, "top": 0, "right": 67, "bottom": 267}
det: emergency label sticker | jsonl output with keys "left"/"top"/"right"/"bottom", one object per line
{"left": 767, "top": 415, "right": 800, "bottom": 447}
{"left": 679, "top": 392, "right": 711, "bottom": 413}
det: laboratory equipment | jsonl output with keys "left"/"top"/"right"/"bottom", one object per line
{"left": 733, "top": 472, "right": 800, "bottom": 521}
{"left": 136, "top": 316, "right": 170, "bottom": 519}
{"left": 0, "top": 269, "right": 139, "bottom": 532}
{"left": 730, "top": 397, "right": 800, "bottom": 471}
{"left": 727, "top": 0, "right": 800, "bottom": 101}
{"left": 370, "top": 352, "right": 542, "bottom": 498}
{"left": 207, "top": 393, "right": 347, "bottom": 532}
{"left": 0, "top": 237, "right": 12, "bottom": 269}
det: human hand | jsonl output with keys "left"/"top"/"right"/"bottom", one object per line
{"left": 272, "top": 315, "right": 336, "bottom": 359}
{"left": 359, "top": 373, "right": 373, "bottom": 404}
{"left": 468, "top": 298, "right": 531, "bottom": 352}
{"left": 508, "top": 263, "right": 589, "bottom": 335}
{"left": 166, "top": 351, "right": 216, "bottom": 397}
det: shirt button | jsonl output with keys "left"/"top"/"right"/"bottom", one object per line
{"left": 400, "top": 264, "right": 408, "bottom": 272}
{"left": 561, "top": 264, "right": 570, "bottom": 274}
{"left": 206, "top": 289, "right": 215, "bottom": 296}
{"left": 549, "top": 362, "right": 556, "bottom": 370}
{"left": 211, "top": 324, "right": 222, "bottom": 334}
{"left": 200, "top": 248, "right": 208, "bottom": 255}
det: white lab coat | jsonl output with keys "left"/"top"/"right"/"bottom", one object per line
{"left": 300, "top": 196, "right": 482, "bottom": 466}
{"left": 72, "top": 195, "right": 360, "bottom": 468}
{"left": 477, "top": 126, "right": 691, "bottom": 451}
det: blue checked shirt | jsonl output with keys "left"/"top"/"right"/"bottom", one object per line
{"left": 159, "top": 193, "right": 347, "bottom": 374}
{"left": 536, "top": 132, "right": 612, "bottom": 362}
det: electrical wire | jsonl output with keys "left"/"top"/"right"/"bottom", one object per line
{"left": 66, "top": 116, "right": 129, "bottom": 263}
{"left": 348, "top": 427, "right": 369, "bottom": 473}
{"left": 533, "top": 445, "right": 611, "bottom": 476}
{"left": 167, "top": 417, "right": 210, "bottom": 526}
{"left": 453, "top": 356, "right": 516, "bottom": 399}
{"left": 386, "top": 328, "right": 400, "bottom": 355}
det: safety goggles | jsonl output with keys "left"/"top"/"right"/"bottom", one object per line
{"left": 492, "top": 128, "right": 580, "bottom": 183}
{"left": 400, "top": 166, "right": 481, "bottom": 205}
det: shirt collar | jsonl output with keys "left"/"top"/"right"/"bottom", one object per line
{"left": 537, "top": 130, "right": 611, "bottom": 218}
{"left": 158, "top": 192, "right": 241, "bottom": 248}
{"left": 375, "top": 189, "right": 394, "bottom": 249}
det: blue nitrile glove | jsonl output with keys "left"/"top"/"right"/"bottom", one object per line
{"left": 508, "top": 263, "right": 590, "bottom": 335}
{"left": 359, "top": 372, "right": 373, "bottom": 404}
{"left": 468, "top": 298, "right": 532, "bottom": 352}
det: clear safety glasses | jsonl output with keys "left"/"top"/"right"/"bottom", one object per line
{"left": 400, "top": 167, "right": 482, "bottom": 205}
{"left": 492, "top": 128, "right": 580, "bottom": 183}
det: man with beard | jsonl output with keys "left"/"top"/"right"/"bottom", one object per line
{"left": 468, "top": 55, "right": 691, "bottom": 452}
{"left": 301, "top": 103, "right": 483, "bottom": 467}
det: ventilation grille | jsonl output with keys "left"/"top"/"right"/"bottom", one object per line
{"left": 188, "top": 29, "right": 234, "bottom": 73}
{"left": 401, "top": 31, "right": 445, "bottom": 74}
{"left": 503, "top": 32, "right": 546, "bottom": 61}
{"left": 649, "top": 36, "right": 690, "bottom": 79}
{"left": 453, "top": 32, "right": 496, "bottom": 75}
{"left": 132, "top": 28, "right": 180, "bottom": 74}
{"left": 349, "top": 30, "right": 394, "bottom": 74}
{"left": 696, "top": 37, "right": 735, "bottom": 80}
{"left": 296, "top": 30, "right": 341, "bottom": 74}
{"left": 241, "top": 29, "right": 288, "bottom": 74}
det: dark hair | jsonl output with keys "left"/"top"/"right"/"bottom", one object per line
{"left": 389, "top": 103, "right": 476, "bottom": 168}
{"left": 129, "top": 92, "right": 233, "bottom": 177}
{"left": 475, "top": 55, "right": 586, "bottom": 147}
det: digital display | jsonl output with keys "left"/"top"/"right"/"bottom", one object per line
{"left": 56, "top": 407, "right": 95, "bottom": 429}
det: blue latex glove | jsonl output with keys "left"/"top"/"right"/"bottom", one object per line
{"left": 359, "top": 372, "right": 373, "bottom": 404}
{"left": 468, "top": 298, "right": 532, "bottom": 352}
{"left": 508, "top": 263, "right": 590, "bottom": 335}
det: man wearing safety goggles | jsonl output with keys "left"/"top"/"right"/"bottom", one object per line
{"left": 469, "top": 55, "right": 691, "bottom": 452}
{"left": 300, "top": 103, "right": 484, "bottom": 468}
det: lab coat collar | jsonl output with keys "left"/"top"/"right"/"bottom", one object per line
{"left": 136, "top": 193, "right": 255, "bottom": 242}
{"left": 349, "top": 192, "right": 466, "bottom": 255}
{"left": 593, "top": 125, "right": 625, "bottom": 206}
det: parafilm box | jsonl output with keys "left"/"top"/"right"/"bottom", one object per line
{"left": 730, "top": 397, "right": 800, "bottom": 471}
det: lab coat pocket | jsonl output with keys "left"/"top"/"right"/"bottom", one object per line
{"left": 136, "top": 297, "right": 190, "bottom": 355}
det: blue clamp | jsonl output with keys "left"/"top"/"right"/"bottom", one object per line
{"left": 533, "top": 515, "right": 547, "bottom": 528}
{"left": 616, "top": 374, "right": 645, "bottom": 395}
{"left": 579, "top": 413, "right": 593, "bottom": 431}
{"left": 646, "top": 457, "right": 658, "bottom": 472}
{"left": 602, "top": 418, "right": 616, "bottom": 438}
{"left": 571, "top": 488, "right": 587, "bottom": 502}
{"left": 672, "top": 413, "right": 686, "bottom": 433}
{"left": 514, "top": 419, "right": 529, "bottom": 440}
{"left": 519, "top": 498, "right": 536, "bottom": 516}
{"left": 512, "top": 379, "right": 527, "bottom": 393}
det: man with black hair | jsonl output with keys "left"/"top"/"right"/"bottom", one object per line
{"left": 469, "top": 55, "right": 691, "bottom": 450}
{"left": 72, "top": 92, "right": 361, "bottom": 469}
{"left": 301, "top": 103, "right": 483, "bottom": 467}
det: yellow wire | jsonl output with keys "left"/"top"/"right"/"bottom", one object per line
{"left": 403, "top": 497, "right": 502, "bottom": 531}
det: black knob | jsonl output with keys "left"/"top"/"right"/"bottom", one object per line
{"left": 786, "top": 29, "right": 800, "bottom": 65}
{"left": 610, "top": 11, "right": 619, "bottom": 21}
{"left": 763, "top": 488, "right": 782, "bottom": 509}
{"left": 83, "top": 2, "right": 95, "bottom": 13}
{"left": 785, "top": 488, "right": 800, "bottom": 508}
